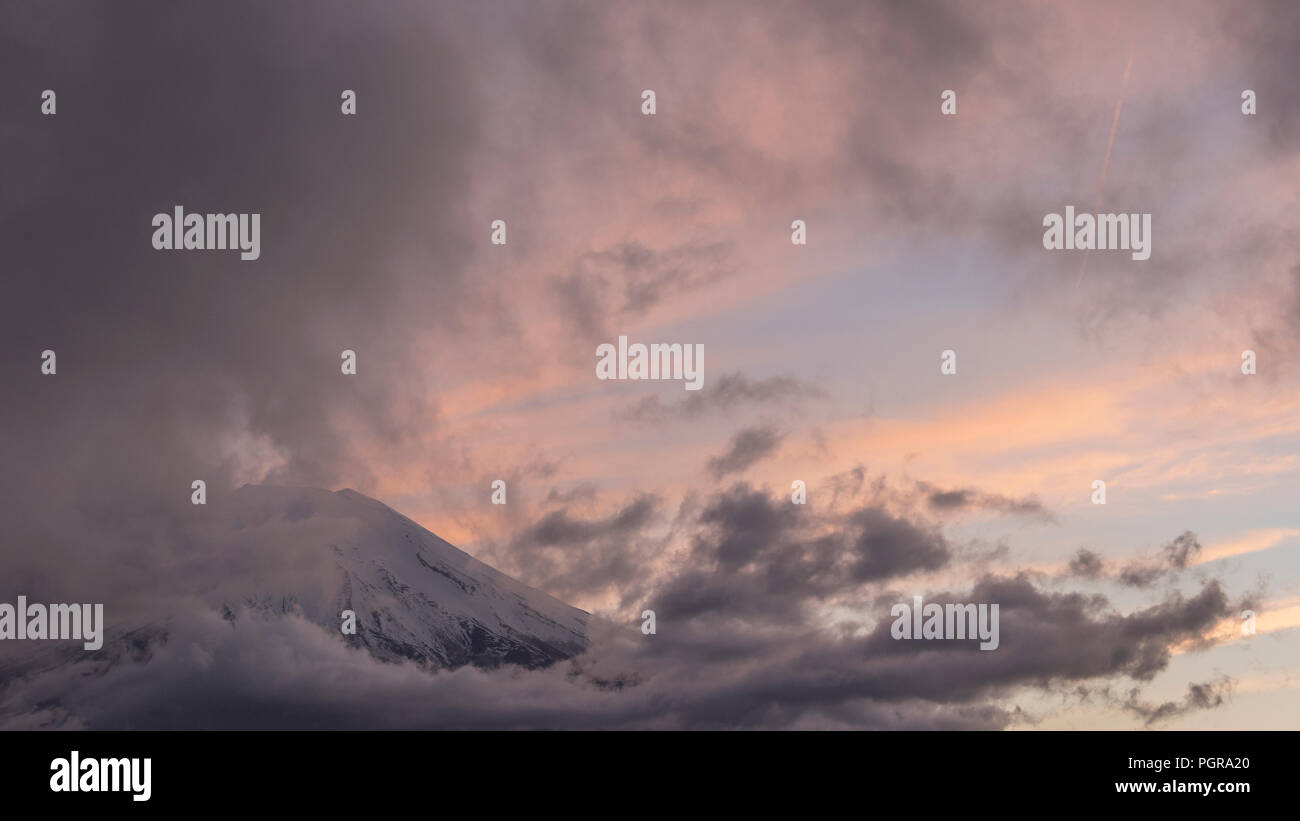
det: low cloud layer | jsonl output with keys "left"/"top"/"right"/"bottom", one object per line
{"left": 0, "top": 479, "right": 1244, "bottom": 729}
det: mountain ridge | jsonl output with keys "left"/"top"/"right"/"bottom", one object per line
{"left": 222, "top": 483, "right": 590, "bottom": 669}
{"left": 1, "top": 485, "right": 590, "bottom": 687}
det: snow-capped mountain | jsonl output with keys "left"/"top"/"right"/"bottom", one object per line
{"left": 218, "top": 484, "right": 591, "bottom": 668}
{"left": 0, "top": 485, "right": 594, "bottom": 727}
{"left": 2, "top": 485, "right": 589, "bottom": 682}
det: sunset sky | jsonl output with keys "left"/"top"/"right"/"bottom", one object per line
{"left": 3, "top": 0, "right": 1299, "bottom": 729}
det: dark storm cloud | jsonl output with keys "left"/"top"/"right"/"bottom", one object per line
{"left": 490, "top": 482, "right": 1233, "bottom": 727}
{"left": 0, "top": 1, "right": 499, "bottom": 610}
{"left": 493, "top": 479, "right": 959, "bottom": 624}
{"left": 0, "top": 478, "right": 1242, "bottom": 729}
{"left": 661, "top": 577, "right": 1234, "bottom": 725}
{"left": 706, "top": 426, "right": 783, "bottom": 479}
{"left": 846, "top": 507, "right": 951, "bottom": 581}
{"left": 0, "top": 567, "right": 1237, "bottom": 730}
{"left": 499, "top": 494, "right": 667, "bottom": 603}
{"left": 651, "top": 483, "right": 951, "bottom": 621}
{"left": 529, "top": 495, "right": 657, "bottom": 547}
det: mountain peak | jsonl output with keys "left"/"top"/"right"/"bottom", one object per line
{"left": 214, "top": 484, "right": 589, "bottom": 670}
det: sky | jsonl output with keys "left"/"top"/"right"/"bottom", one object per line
{"left": 2, "top": 0, "right": 1299, "bottom": 729}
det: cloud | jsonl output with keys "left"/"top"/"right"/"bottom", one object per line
{"left": 1061, "top": 532, "right": 1208, "bottom": 590}
{"left": 1122, "top": 677, "right": 1233, "bottom": 726}
{"left": 0, "top": 0, "right": 1279, "bottom": 731}
{"left": 672, "top": 493, "right": 922, "bottom": 614}
{"left": 622, "top": 372, "right": 824, "bottom": 422}
{"left": 0, "top": 568, "right": 1239, "bottom": 730}
{"left": 545, "top": 483, "right": 599, "bottom": 505}
{"left": 919, "top": 482, "right": 1052, "bottom": 520}
{"left": 706, "top": 426, "right": 784, "bottom": 479}
{"left": 0, "top": 478, "right": 1246, "bottom": 729}
{"left": 554, "top": 239, "right": 737, "bottom": 336}
{"left": 1118, "top": 531, "right": 1204, "bottom": 588}
{"left": 502, "top": 494, "right": 667, "bottom": 604}
{"left": 1068, "top": 549, "right": 1106, "bottom": 579}
{"left": 0, "top": 0, "right": 498, "bottom": 597}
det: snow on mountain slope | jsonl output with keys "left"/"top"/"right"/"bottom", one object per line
{"left": 0, "top": 484, "right": 592, "bottom": 729}
{"left": 213, "top": 484, "right": 590, "bottom": 669}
